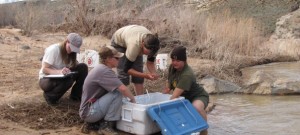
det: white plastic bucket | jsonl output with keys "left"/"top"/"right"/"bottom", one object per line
{"left": 77, "top": 49, "right": 99, "bottom": 67}
{"left": 156, "top": 53, "right": 168, "bottom": 70}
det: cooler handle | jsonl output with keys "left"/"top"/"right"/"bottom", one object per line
{"left": 122, "top": 108, "right": 133, "bottom": 122}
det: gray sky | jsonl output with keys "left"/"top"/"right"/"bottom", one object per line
{"left": 0, "top": 0, "right": 23, "bottom": 4}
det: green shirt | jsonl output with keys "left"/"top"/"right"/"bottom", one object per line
{"left": 168, "top": 63, "right": 209, "bottom": 102}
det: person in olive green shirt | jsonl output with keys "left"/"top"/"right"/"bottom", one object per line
{"left": 163, "top": 45, "right": 209, "bottom": 135}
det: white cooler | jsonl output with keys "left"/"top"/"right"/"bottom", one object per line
{"left": 117, "top": 92, "right": 184, "bottom": 135}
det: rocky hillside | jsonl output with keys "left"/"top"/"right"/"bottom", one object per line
{"left": 0, "top": 0, "right": 298, "bottom": 36}
{"left": 195, "top": 0, "right": 299, "bottom": 35}
{"left": 1, "top": 0, "right": 300, "bottom": 84}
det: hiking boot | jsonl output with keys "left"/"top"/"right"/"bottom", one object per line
{"left": 98, "top": 121, "right": 118, "bottom": 135}
{"left": 43, "top": 93, "right": 59, "bottom": 106}
{"left": 81, "top": 122, "right": 100, "bottom": 134}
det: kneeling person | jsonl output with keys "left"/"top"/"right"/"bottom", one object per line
{"left": 79, "top": 46, "right": 135, "bottom": 135}
{"left": 164, "top": 46, "right": 209, "bottom": 135}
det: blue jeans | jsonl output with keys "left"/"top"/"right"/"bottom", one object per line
{"left": 83, "top": 90, "right": 123, "bottom": 123}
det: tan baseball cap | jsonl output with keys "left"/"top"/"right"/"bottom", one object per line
{"left": 99, "top": 46, "right": 124, "bottom": 60}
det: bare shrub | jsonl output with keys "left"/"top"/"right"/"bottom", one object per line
{"left": 15, "top": 1, "right": 47, "bottom": 36}
{"left": 9, "top": 0, "right": 271, "bottom": 83}
{"left": 60, "top": 0, "right": 95, "bottom": 36}
{"left": 0, "top": 4, "right": 17, "bottom": 27}
{"left": 87, "top": 0, "right": 159, "bottom": 37}
{"left": 134, "top": 1, "right": 207, "bottom": 54}
{"left": 59, "top": 1, "right": 269, "bottom": 83}
{"left": 137, "top": 4, "right": 269, "bottom": 83}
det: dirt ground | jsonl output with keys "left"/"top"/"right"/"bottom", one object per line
{"left": 0, "top": 27, "right": 215, "bottom": 135}
{"left": 0, "top": 28, "right": 118, "bottom": 135}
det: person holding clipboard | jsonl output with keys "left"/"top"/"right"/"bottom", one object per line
{"left": 39, "top": 33, "right": 88, "bottom": 106}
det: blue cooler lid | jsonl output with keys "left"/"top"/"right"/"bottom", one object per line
{"left": 147, "top": 99, "right": 209, "bottom": 135}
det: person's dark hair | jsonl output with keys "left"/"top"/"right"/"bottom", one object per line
{"left": 144, "top": 34, "right": 160, "bottom": 58}
{"left": 170, "top": 45, "right": 187, "bottom": 61}
{"left": 60, "top": 40, "right": 77, "bottom": 68}
{"left": 143, "top": 34, "right": 160, "bottom": 52}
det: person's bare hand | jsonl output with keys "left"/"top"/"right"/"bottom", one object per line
{"left": 145, "top": 73, "right": 156, "bottom": 80}
{"left": 130, "top": 98, "right": 136, "bottom": 103}
{"left": 163, "top": 87, "right": 170, "bottom": 94}
{"left": 61, "top": 67, "right": 71, "bottom": 75}
{"left": 151, "top": 73, "right": 159, "bottom": 80}
{"left": 145, "top": 73, "right": 159, "bottom": 80}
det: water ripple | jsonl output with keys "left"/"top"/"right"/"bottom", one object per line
{"left": 208, "top": 94, "right": 300, "bottom": 135}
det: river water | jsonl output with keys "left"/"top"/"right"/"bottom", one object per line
{"left": 207, "top": 94, "right": 300, "bottom": 135}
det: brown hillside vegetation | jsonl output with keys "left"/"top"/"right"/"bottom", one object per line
{"left": 0, "top": 0, "right": 300, "bottom": 134}
{"left": 1, "top": 0, "right": 299, "bottom": 83}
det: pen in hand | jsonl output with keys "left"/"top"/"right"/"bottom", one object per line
{"left": 61, "top": 67, "right": 70, "bottom": 75}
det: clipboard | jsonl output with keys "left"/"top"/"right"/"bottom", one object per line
{"left": 43, "top": 72, "right": 78, "bottom": 79}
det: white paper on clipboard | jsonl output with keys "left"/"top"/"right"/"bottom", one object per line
{"left": 43, "top": 74, "right": 66, "bottom": 78}
{"left": 43, "top": 72, "right": 77, "bottom": 79}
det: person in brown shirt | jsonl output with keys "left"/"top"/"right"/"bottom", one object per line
{"left": 111, "top": 25, "right": 160, "bottom": 95}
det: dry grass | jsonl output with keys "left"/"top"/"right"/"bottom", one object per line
{"left": 0, "top": 98, "right": 82, "bottom": 129}
{"left": 1, "top": 0, "right": 296, "bottom": 83}
{"left": 0, "top": 30, "right": 82, "bottom": 130}
{"left": 204, "top": 10, "right": 263, "bottom": 58}
{"left": 0, "top": 1, "right": 299, "bottom": 130}
{"left": 136, "top": 4, "right": 270, "bottom": 83}
{"left": 195, "top": 10, "right": 268, "bottom": 82}
{"left": 54, "top": 0, "right": 296, "bottom": 84}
